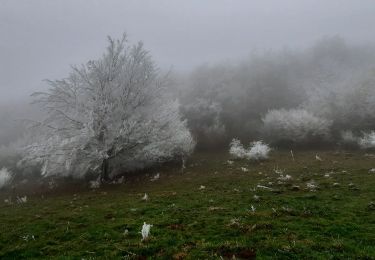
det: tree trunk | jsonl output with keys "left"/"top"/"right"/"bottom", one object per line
{"left": 100, "top": 158, "right": 110, "bottom": 183}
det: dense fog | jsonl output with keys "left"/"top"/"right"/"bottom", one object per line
{"left": 1, "top": 1, "right": 375, "bottom": 181}
{"left": 178, "top": 37, "right": 375, "bottom": 148}
{"left": 2, "top": 3, "right": 375, "bottom": 258}
{"left": 2, "top": 36, "right": 375, "bottom": 153}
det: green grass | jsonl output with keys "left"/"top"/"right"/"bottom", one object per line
{"left": 1, "top": 150, "right": 375, "bottom": 259}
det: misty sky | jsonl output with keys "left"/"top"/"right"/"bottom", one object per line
{"left": 1, "top": 0, "right": 375, "bottom": 103}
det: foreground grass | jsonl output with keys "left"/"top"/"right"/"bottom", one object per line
{"left": 0, "top": 150, "right": 375, "bottom": 259}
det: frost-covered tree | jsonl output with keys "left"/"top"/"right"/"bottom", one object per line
{"left": 21, "top": 34, "right": 195, "bottom": 181}
{"left": 0, "top": 167, "right": 12, "bottom": 189}
{"left": 305, "top": 70, "right": 375, "bottom": 135}
{"left": 181, "top": 98, "right": 225, "bottom": 148}
{"left": 262, "top": 108, "right": 332, "bottom": 144}
{"left": 178, "top": 37, "right": 375, "bottom": 147}
{"left": 340, "top": 130, "right": 375, "bottom": 149}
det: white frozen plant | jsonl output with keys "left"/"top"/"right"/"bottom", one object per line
{"left": 150, "top": 173, "right": 160, "bottom": 182}
{"left": 20, "top": 33, "right": 195, "bottom": 181}
{"left": 229, "top": 139, "right": 247, "bottom": 159}
{"left": 21, "top": 234, "right": 35, "bottom": 241}
{"left": 141, "top": 193, "right": 149, "bottom": 201}
{"left": 17, "top": 196, "right": 27, "bottom": 204}
{"left": 256, "top": 185, "right": 273, "bottom": 190}
{"left": 306, "top": 180, "right": 318, "bottom": 191}
{"left": 315, "top": 154, "right": 323, "bottom": 161}
{"left": 229, "top": 139, "right": 271, "bottom": 160}
{"left": 247, "top": 141, "right": 271, "bottom": 160}
{"left": 278, "top": 174, "right": 292, "bottom": 181}
{"left": 0, "top": 167, "right": 12, "bottom": 189}
{"left": 250, "top": 205, "right": 256, "bottom": 213}
{"left": 141, "top": 222, "right": 153, "bottom": 241}
{"left": 89, "top": 179, "right": 100, "bottom": 189}
{"left": 273, "top": 166, "right": 284, "bottom": 174}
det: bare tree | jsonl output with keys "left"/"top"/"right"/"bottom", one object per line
{"left": 21, "top": 34, "right": 195, "bottom": 181}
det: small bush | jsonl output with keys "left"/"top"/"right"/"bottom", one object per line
{"left": 247, "top": 141, "right": 271, "bottom": 160}
{"left": 229, "top": 139, "right": 247, "bottom": 158}
{"left": 229, "top": 139, "right": 271, "bottom": 160}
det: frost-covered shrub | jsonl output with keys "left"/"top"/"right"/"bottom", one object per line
{"left": 229, "top": 139, "right": 271, "bottom": 160}
{"left": 0, "top": 167, "right": 12, "bottom": 189}
{"left": 262, "top": 108, "right": 332, "bottom": 144}
{"left": 247, "top": 141, "right": 271, "bottom": 160}
{"left": 229, "top": 139, "right": 247, "bottom": 158}
{"left": 358, "top": 131, "right": 375, "bottom": 149}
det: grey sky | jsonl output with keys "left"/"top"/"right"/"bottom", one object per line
{"left": 1, "top": 0, "right": 375, "bottom": 103}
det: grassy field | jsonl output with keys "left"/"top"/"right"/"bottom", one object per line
{"left": 0, "top": 150, "right": 375, "bottom": 259}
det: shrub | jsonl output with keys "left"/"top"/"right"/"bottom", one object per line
{"left": 247, "top": 141, "right": 271, "bottom": 160}
{"left": 229, "top": 138, "right": 247, "bottom": 158}
{"left": 262, "top": 108, "right": 332, "bottom": 144}
{"left": 229, "top": 139, "right": 271, "bottom": 160}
